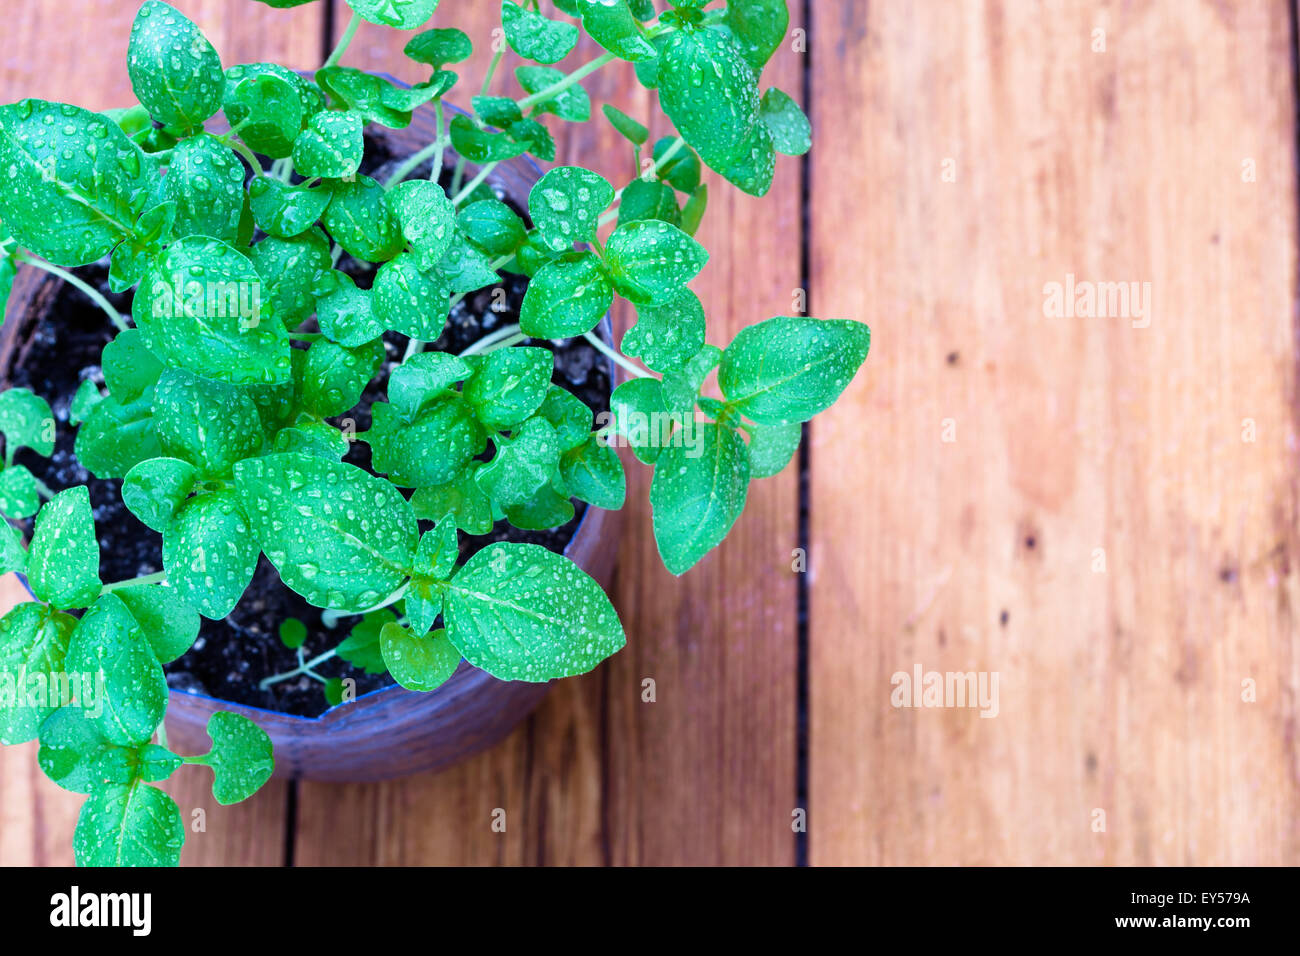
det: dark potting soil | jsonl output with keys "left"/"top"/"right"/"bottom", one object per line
{"left": 4, "top": 137, "right": 611, "bottom": 717}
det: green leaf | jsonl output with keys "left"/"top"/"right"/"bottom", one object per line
{"left": 381, "top": 623, "right": 460, "bottom": 692}
{"left": 372, "top": 254, "right": 451, "bottom": 340}
{"left": 74, "top": 394, "right": 161, "bottom": 480}
{"left": 681, "top": 183, "right": 708, "bottom": 235}
{"left": 409, "top": 463, "right": 494, "bottom": 535}
{"left": 718, "top": 317, "right": 872, "bottom": 423}
{"left": 115, "top": 581, "right": 201, "bottom": 664}
{"left": 502, "top": 1, "right": 579, "bottom": 64}
{"left": 458, "top": 200, "right": 527, "bottom": 258}
{"left": 462, "top": 345, "right": 552, "bottom": 430}
{"left": 658, "top": 26, "right": 761, "bottom": 171}
{"left": 387, "top": 352, "right": 472, "bottom": 420}
{"left": 27, "top": 487, "right": 101, "bottom": 610}
{"left": 292, "top": 109, "right": 364, "bottom": 180}
{"left": 652, "top": 136, "right": 702, "bottom": 193}
{"left": 162, "top": 490, "right": 259, "bottom": 619}
{"left": 67, "top": 593, "right": 167, "bottom": 745}
{"left": 133, "top": 236, "right": 292, "bottom": 386}
{"left": 561, "top": 435, "right": 626, "bottom": 509}
{"left": 0, "top": 603, "right": 75, "bottom": 744}
{"left": 716, "top": 121, "right": 776, "bottom": 196}
{"left": 0, "top": 387, "right": 54, "bottom": 456}
{"left": 38, "top": 707, "right": 133, "bottom": 794}
{"left": 249, "top": 176, "right": 332, "bottom": 238}
{"left": 279, "top": 617, "right": 307, "bottom": 649}
{"left": 368, "top": 397, "right": 486, "bottom": 488}
{"left": 507, "top": 117, "right": 556, "bottom": 162}
{"left": 745, "top": 419, "right": 801, "bottom": 478}
{"left": 388, "top": 178, "right": 457, "bottom": 271}
{"left": 70, "top": 380, "right": 106, "bottom": 426}
{"left": 519, "top": 251, "right": 613, "bottom": 338}
{"left": 233, "top": 453, "right": 419, "bottom": 612}
{"left": 0, "top": 100, "right": 150, "bottom": 266}
{"left": 573, "top": 0, "right": 657, "bottom": 61}
{"left": 617, "top": 178, "right": 681, "bottom": 228}
{"left": 346, "top": 0, "right": 439, "bottom": 29}
{"left": 472, "top": 95, "right": 523, "bottom": 129}
{"left": 414, "top": 515, "right": 459, "bottom": 580}
{"left": 73, "top": 781, "right": 184, "bottom": 867}
{"left": 194, "top": 711, "right": 274, "bottom": 805}
{"left": 0, "top": 254, "right": 15, "bottom": 317}
{"left": 502, "top": 483, "right": 573, "bottom": 531}
{"left": 323, "top": 175, "right": 405, "bottom": 263}
{"left": 529, "top": 166, "right": 614, "bottom": 252}
{"left": 760, "top": 87, "right": 810, "bottom": 155}
{"left": 724, "top": 0, "right": 790, "bottom": 74}
{"left": 274, "top": 421, "right": 350, "bottom": 460}
{"left": 224, "top": 71, "right": 303, "bottom": 159}
{"left": 602, "top": 103, "right": 648, "bottom": 145}
{"left": 609, "top": 376, "right": 668, "bottom": 464}
{"left": 251, "top": 229, "right": 332, "bottom": 327}
{"left": 448, "top": 114, "right": 528, "bottom": 163}
{"left": 650, "top": 422, "right": 750, "bottom": 574}
{"left": 162, "top": 133, "right": 245, "bottom": 242}
{"left": 433, "top": 230, "right": 501, "bottom": 293}
{"left": 476, "top": 417, "right": 561, "bottom": 508}
{"left": 103, "top": 329, "right": 164, "bottom": 404}
{"left": 312, "top": 269, "right": 384, "bottom": 347}
{"left": 444, "top": 542, "right": 625, "bottom": 681}
{"left": 404, "top": 28, "right": 472, "bottom": 68}
{"left": 0, "top": 521, "right": 25, "bottom": 576}
{"left": 536, "top": 385, "right": 592, "bottom": 452}
{"left": 622, "top": 288, "right": 706, "bottom": 373}
{"left": 0, "top": 464, "right": 39, "bottom": 518}
{"left": 128, "top": 1, "right": 225, "bottom": 131}
{"left": 516, "top": 66, "right": 591, "bottom": 122}
{"left": 605, "top": 219, "right": 708, "bottom": 304}
{"left": 316, "top": 67, "right": 443, "bottom": 130}
{"left": 152, "top": 369, "right": 264, "bottom": 477}
{"left": 122, "top": 456, "right": 198, "bottom": 532}
{"left": 337, "top": 609, "right": 393, "bottom": 675}
{"left": 662, "top": 343, "right": 721, "bottom": 416}
{"left": 297, "top": 336, "right": 385, "bottom": 418}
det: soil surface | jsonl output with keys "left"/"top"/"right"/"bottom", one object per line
{"left": 4, "top": 135, "right": 611, "bottom": 717}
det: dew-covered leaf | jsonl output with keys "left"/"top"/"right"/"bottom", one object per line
{"left": 127, "top": 1, "right": 225, "bottom": 131}
{"left": 409, "top": 463, "right": 494, "bottom": 535}
{"left": 250, "top": 228, "right": 331, "bottom": 327}
{"left": 191, "top": 711, "right": 274, "bottom": 805}
{"left": 74, "top": 394, "right": 161, "bottom": 480}
{"left": 724, "top": 0, "right": 790, "bottom": 74}
{"left": 560, "top": 434, "right": 625, "bottom": 509}
{"left": 718, "top": 316, "right": 872, "bottom": 423}
{"left": 462, "top": 345, "right": 552, "bottom": 430}
{"left": 650, "top": 422, "right": 750, "bottom": 575}
{"left": 312, "top": 269, "right": 384, "bottom": 347}
{"left": 367, "top": 396, "right": 486, "bottom": 488}
{"left": 122, "top": 456, "right": 198, "bottom": 532}
{"left": 476, "top": 417, "right": 561, "bottom": 509}
{"left": 224, "top": 70, "right": 304, "bottom": 159}
{"left": 372, "top": 253, "right": 451, "bottom": 340}
{"left": 502, "top": 1, "right": 579, "bottom": 64}
{"left": 745, "top": 419, "right": 801, "bottom": 478}
{"left": 0, "top": 464, "right": 39, "bottom": 518}
{"left": 102, "top": 329, "right": 164, "bottom": 405}
{"left": 66, "top": 593, "right": 167, "bottom": 746}
{"left": 323, "top": 175, "right": 405, "bottom": 263}
{"left": 616, "top": 178, "right": 681, "bottom": 228}
{"left": 458, "top": 199, "right": 526, "bottom": 258}
{"left": 292, "top": 109, "right": 364, "bottom": 180}
{"left": 404, "top": 27, "right": 472, "bottom": 67}
{"left": 760, "top": 87, "right": 810, "bottom": 156}
{"left": 621, "top": 288, "right": 706, "bottom": 373}
{"left": 27, "top": 486, "right": 101, "bottom": 610}
{"left": 337, "top": 608, "right": 393, "bottom": 675}
{"left": 232, "top": 453, "right": 419, "bottom": 613}
{"left": 346, "top": 0, "right": 440, "bottom": 29}
{"left": 516, "top": 66, "right": 591, "bottom": 122}
{"left": 162, "top": 490, "right": 259, "bottom": 619}
{"left": 658, "top": 26, "right": 760, "bottom": 172}
{"left": 609, "top": 376, "right": 668, "bottom": 464}
{"left": 605, "top": 219, "right": 707, "bottom": 304}
{"left": 249, "top": 176, "right": 332, "bottom": 238}
{"left": 152, "top": 369, "right": 265, "bottom": 477}
{"left": 73, "top": 781, "right": 184, "bottom": 867}
{"left": 162, "top": 133, "right": 245, "bottom": 242}
{"left": 519, "top": 251, "right": 612, "bottom": 338}
{"left": 133, "top": 236, "right": 292, "bottom": 386}
{"left": 0, "top": 603, "right": 75, "bottom": 744}
{"left": 448, "top": 114, "right": 528, "bottom": 163}
{"left": 297, "top": 336, "right": 385, "bottom": 419}
{"left": 572, "top": 0, "right": 657, "bottom": 61}
{"left": 380, "top": 623, "right": 460, "bottom": 692}
{"left": 445, "top": 542, "right": 624, "bottom": 681}
{"left": 535, "top": 385, "right": 592, "bottom": 452}
{"left": 114, "top": 581, "right": 202, "bottom": 664}
{"left": 388, "top": 178, "right": 457, "bottom": 271}
{"left": 529, "top": 166, "right": 613, "bottom": 252}
{"left": 0, "top": 387, "right": 55, "bottom": 456}
{"left": 387, "top": 351, "right": 472, "bottom": 421}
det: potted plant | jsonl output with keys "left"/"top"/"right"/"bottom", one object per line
{"left": 0, "top": 0, "right": 870, "bottom": 866}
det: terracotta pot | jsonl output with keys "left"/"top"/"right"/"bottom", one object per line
{"left": 0, "top": 101, "right": 621, "bottom": 782}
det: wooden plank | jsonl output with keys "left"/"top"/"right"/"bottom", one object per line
{"left": 0, "top": 0, "right": 326, "bottom": 866}
{"left": 809, "top": 0, "right": 1300, "bottom": 864}
{"left": 294, "top": 3, "right": 804, "bottom": 865}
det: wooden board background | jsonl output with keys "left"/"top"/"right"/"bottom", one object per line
{"left": 0, "top": 0, "right": 1297, "bottom": 866}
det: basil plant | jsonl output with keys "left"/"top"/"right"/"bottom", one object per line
{"left": 0, "top": 0, "right": 870, "bottom": 865}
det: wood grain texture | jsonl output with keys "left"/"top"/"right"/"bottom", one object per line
{"left": 809, "top": 0, "right": 1300, "bottom": 865}
{"left": 0, "top": 0, "right": 324, "bottom": 867}
{"left": 292, "top": 2, "right": 804, "bottom": 866}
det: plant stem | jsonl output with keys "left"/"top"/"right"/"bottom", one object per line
{"left": 323, "top": 12, "right": 362, "bottom": 69}
{"left": 384, "top": 132, "right": 450, "bottom": 188}
{"left": 458, "top": 325, "right": 526, "bottom": 358}
{"left": 321, "top": 582, "right": 410, "bottom": 629}
{"left": 259, "top": 648, "right": 338, "bottom": 690}
{"left": 15, "top": 254, "right": 127, "bottom": 332}
{"left": 100, "top": 571, "right": 167, "bottom": 595}
{"left": 32, "top": 475, "right": 56, "bottom": 500}
{"left": 227, "top": 137, "right": 263, "bottom": 175}
{"left": 583, "top": 330, "right": 650, "bottom": 379}
{"left": 451, "top": 161, "right": 497, "bottom": 206}
{"left": 481, "top": 45, "right": 506, "bottom": 97}
{"left": 518, "top": 51, "right": 617, "bottom": 111}
{"left": 598, "top": 136, "right": 688, "bottom": 227}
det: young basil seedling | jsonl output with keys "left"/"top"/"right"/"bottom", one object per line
{"left": 0, "top": 0, "right": 869, "bottom": 867}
